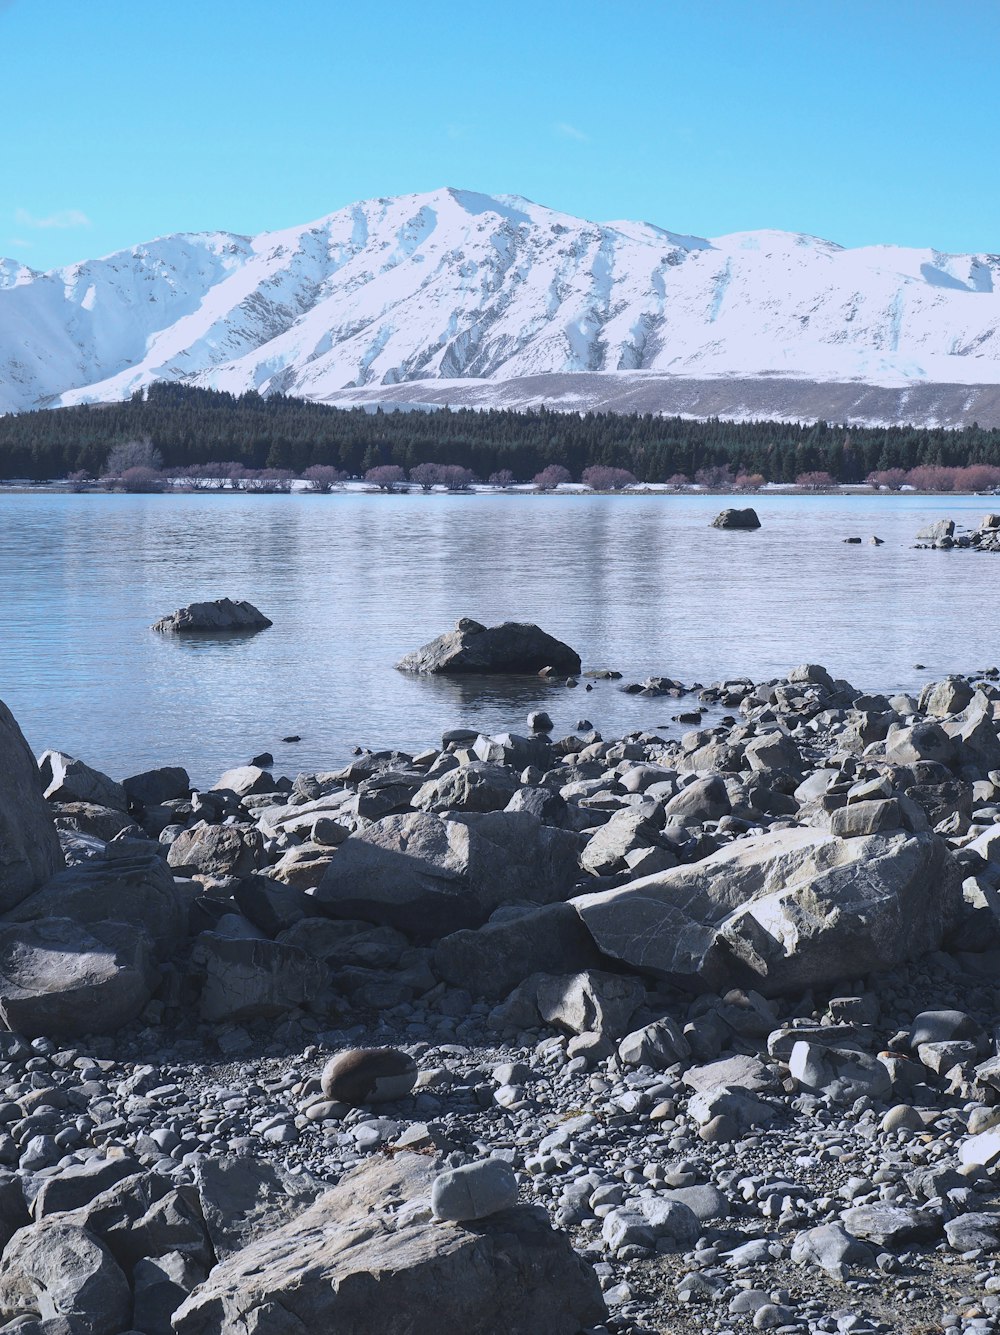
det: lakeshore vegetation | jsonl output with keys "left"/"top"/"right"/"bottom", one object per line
{"left": 2, "top": 383, "right": 1000, "bottom": 489}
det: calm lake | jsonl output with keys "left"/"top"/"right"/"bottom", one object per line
{"left": 0, "top": 491, "right": 994, "bottom": 786}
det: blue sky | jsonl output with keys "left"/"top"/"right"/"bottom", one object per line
{"left": 3, "top": 0, "right": 997, "bottom": 270}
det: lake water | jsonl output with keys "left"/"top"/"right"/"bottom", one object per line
{"left": 0, "top": 491, "right": 994, "bottom": 787}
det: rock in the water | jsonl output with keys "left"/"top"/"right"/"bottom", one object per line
{"left": 431, "top": 1160, "right": 518, "bottom": 1221}
{"left": 314, "top": 810, "right": 580, "bottom": 939}
{"left": 0, "top": 1218, "right": 131, "bottom": 1335}
{"left": 151, "top": 598, "right": 272, "bottom": 634}
{"left": 711, "top": 507, "right": 761, "bottom": 530}
{"left": 0, "top": 918, "right": 157, "bottom": 1037}
{"left": 916, "top": 519, "right": 955, "bottom": 542}
{"left": 0, "top": 700, "right": 65, "bottom": 913}
{"left": 172, "top": 1153, "right": 607, "bottom": 1335}
{"left": 571, "top": 826, "right": 960, "bottom": 996}
{"left": 396, "top": 619, "right": 581, "bottom": 675}
{"left": 320, "top": 1048, "right": 418, "bottom": 1106}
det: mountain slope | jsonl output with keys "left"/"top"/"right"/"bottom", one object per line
{"left": 2, "top": 188, "right": 999, "bottom": 422}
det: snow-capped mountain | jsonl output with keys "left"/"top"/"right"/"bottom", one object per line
{"left": 2, "top": 187, "right": 1000, "bottom": 424}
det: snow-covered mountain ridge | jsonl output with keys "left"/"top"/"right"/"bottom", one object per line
{"left": 2, "top": 187, "right": 999, "bottom": 422}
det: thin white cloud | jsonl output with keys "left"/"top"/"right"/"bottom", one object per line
{"left": 554, "top": 122, "right": 589, "bottom": 143}
{"left": 9, "top": 237, "right": 32, "bottom": 248}
{"left": 15, "top": 207, "right": 91, "bottom": 230}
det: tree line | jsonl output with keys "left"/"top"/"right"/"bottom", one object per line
{"left": 3, "top": 382, "right": 1000, "bottom": 484}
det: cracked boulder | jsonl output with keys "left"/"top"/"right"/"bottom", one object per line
{"left": 572, "top": 826, "right": 960, "bottom": 997}
{"left": 172, "top": 1152, "right": 606, "bottom": 1335}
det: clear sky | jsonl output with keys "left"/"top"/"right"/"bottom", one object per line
{"left": 3, "top": 0, "right": 998, "bottom": 271}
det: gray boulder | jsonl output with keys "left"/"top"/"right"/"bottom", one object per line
{"left": 172, "top": 1153, "right": 607, "bottom": 1335}
{"left": 38, "top": 751, "right": 127, "bottom": 813}
{"left": 580, "top": 808, "right": 672, "bottom": 877}
{"left": 431, "top": 1160, "right": 518, "bottom": 1222}
{"left": 122, "top": 766, "right": 190, "bottom": 807}
{"left": 51, "top": 802, "right": 138, "bottom": 843}
{"left": 433, "top": 902, "right": 601, "bottom": 1000}
{"left": 0, "top": 918, "right": 157, "bottom": 1037}
{"left": 790, "top": 1223, "right": 874, "bottom": 1277}
{"left": 944, "top": 1212, "right": 1000, "bottom": 1253}
{"left": 314, "top": 810, "right": 580, "bottom": 939}
{"left": 167, "top": 822, "right": 265, "bottom": 879}
{"left": 0, "top": 1219, "right": 130, "bottom": 1335}
{"left": 711, "top": 508, "right": 761, "bottom": 530}
{"left": 396, "top": 619, "right": 581, "bottom": 675}
{"left": 572, "top": 826, "right": 960, "bottom": 997}
{"left": 194, "top": 1158, "right": 323, "bottom": 1261}
{"left": 788, "top": 1041, "right": 891, "bottom": 1104}
{"left": 664, "top": 775, "right": 731, "bottom": 823}
{"left": 618, "top": 1017, "right": 691, "bottom": 1068}
{"left": 884, "top": 722, "right": 955, "bottom": 767}
{"left": 916, "top": 519, "right": 955, "bottom": 542}
{"left": 0, "top": 701, "right": 65, "bottom": 912}
{"left": 193, "top": 933, "right": 324, "bottom": 1023}
{"left": 6, "top": 851, "right": 186, "bottom": 958}
{"left": 151, "top": 598, "right": 272, "bottom": 634}
{"left": 942, "top": 692, "right": 1000, "bottom": 770}
{"left": 920, "top": 676, "right": 974, "bottom": 717}
{"left": 33, "top": 1158, "right": 143, "bottom": 1221}
{"left": 133, "top": 1251, "right": 207, "bottom": 1335}
{"left": 841, "top": 1205, "right": 940, "bottom": 1247}
{"left": 536, "top": 970, "right": 644, "bottom": 1040}
{"left": 413, "top": 763, "right": 521, "bottom": 814}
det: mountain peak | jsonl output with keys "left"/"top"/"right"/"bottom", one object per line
{"left": 1, "top": 188, "right": 998, "bottom": 417}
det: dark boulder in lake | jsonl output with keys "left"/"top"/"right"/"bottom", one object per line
{"left": 711, "top": 507, "right": 761, "bottom": 530}
{"left": 152, "top": 598, "right": 272, "bottom": 634}
{"left": 396, "top": 618, "right": 581, "bottom": 675}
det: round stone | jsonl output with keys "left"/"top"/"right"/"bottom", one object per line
{"left": 431, "top": 1159, "right": 518, "bottom": 1222}
{"left": 320, "top": 1048, "right": 418, "bottom": 1107}
{"left": 881, "top": 1104, "right": 923, "bottom": 1133}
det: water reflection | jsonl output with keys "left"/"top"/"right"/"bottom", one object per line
{"left": 0, "top": 490, "right": 994, "bottom": 784}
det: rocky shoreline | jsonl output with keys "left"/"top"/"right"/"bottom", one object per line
{"left": 3, "top": 665, "right": 1000, "bottom": 1332}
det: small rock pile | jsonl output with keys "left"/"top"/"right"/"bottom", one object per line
{"left": 916, "top": 515, "right": 1000, "bottom": 552}
{"left": 3, "top": 661, "right": 1000, "bottom": 1330}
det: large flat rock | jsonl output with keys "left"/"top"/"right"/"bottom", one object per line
{"left": 572, "top": 826, "right": 960, "bottom": 996}
{"left": 173, "top": 1152, "right": 606, "bottom": 1335}
{"left": 315, "top": 810, "right": 580, "bottom": 940}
